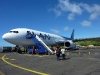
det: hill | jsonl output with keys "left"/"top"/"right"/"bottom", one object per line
{"left": 74, "top": 37, "right": 100, "bottom": 46}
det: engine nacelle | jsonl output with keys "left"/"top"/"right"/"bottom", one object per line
{"left": 65, "top": 42, "right": 70, "bottom": 47}
{"left": 57, "top": 41, "right": 75, "bottom": 48}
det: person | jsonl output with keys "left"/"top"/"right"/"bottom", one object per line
{"left": 32, "top": 46, "right": 34, "bottom": 55}
{"left": 16, "top": 47, "right": 21, "bottom": 53}
{"left": 61, "top": 48, "right": 66, "bottom": 60}
{"left": 56, "top": 47, "right": 61, "bottom": 61}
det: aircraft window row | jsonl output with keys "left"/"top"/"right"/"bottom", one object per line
{"left": 9, "top": 31, "right": 18, "bottom": 33}
{"left": 27, "top": 31, "right": 56, "bottom": 40}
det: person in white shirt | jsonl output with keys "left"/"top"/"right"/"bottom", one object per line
{"left": 61, "top": 48, "right": 66, "bottom": 60}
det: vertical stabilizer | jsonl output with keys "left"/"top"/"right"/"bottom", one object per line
{"left": 70, "top": 29, "right": 74, "bottom": 41}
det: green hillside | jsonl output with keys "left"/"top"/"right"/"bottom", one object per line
{"left": 74, "top": 37, "right": 100, "bottom": 46}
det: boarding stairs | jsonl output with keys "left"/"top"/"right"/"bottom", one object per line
{"left": 26, "top": 33, "right": 53, "bottom": 54}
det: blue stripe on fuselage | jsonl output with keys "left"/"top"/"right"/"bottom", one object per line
{"left": 61, "top": 36, "right": 72, "bottom": 40}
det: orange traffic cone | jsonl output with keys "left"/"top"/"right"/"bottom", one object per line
{"left": 66, "top": 50, "right": 69, "bottom": 56}
{"left": 88, "top": 51, "right": 91, "bottom": 55}
{"left": 78, "top": 51, "right": 80, "bottom": 55}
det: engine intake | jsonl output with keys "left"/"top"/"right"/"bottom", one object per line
{"left": 57, "top": 42, "right": 71, "bottom": 47}
{"left": 65, "top": 42, "right": 70, "bottom": 47}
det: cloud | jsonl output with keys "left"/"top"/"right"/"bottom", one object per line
{"left": 64, "top": 26, "right": 69, "bottom": 31}
{"left": 54, "top": 9, "right": 62, "bottom": 17}
{"left": 50, "top": 29, "right": 60, "bottom": 34}
{"left": 53, "top": 0, "right": 82, "bottom": 20}
{"left": 82, "top": 4, "right": 100, "bottom": 20}
{"left": 52, "top": 0, "right": 100, "bottom": 20}
{"left": 57, "top": 0, "right": 82, "bottom": 14}
{"left": 81, "top": 20, "right": 91, "bottom": 26}
{"left": 68, "top": 13, "right": 75, "bottom": 20}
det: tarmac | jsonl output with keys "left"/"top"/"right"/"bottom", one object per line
{"left": 0, "top": 49, "right": 100, "bottom": 75}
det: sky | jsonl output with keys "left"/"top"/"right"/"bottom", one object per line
{"left": 0, "top": 0, "right": 100, "bottom": 46}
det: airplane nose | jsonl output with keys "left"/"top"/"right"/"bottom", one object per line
{"left": 2, "top": 33, "right": 19, "bottom": 45}
{"left": 2, "top": 33, "right": 9, "bottom": 40}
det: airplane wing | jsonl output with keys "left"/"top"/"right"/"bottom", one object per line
{"left": 55, "top": 40, "right": 65, "bottom": 43}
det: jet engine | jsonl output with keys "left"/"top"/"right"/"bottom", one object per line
{"left": 57, "top": 41, "right": 74, "bottom": 48}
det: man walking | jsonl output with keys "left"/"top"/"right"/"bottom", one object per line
{"left": 61, "top": 48, "right": 66, "bottom": 60}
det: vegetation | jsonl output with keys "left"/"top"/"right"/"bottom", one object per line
{"left": 74, "top": 37, "right": 100, "bottom": 46}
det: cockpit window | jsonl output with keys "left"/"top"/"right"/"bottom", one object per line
{"left": 13, "top": 31, "right": 18, "bottom": 33}
{"left": 9, "top": 31, "right": 18, "bottom": 33}
{"left": 9, "top": 31, "right": 13, "bottom": 33}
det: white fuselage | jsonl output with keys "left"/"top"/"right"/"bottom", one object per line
{"left": 2, "top": 28, "right": 67, "bottom": 46}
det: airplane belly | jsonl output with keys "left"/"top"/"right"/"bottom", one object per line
{"left": 20, "top": 39, "right": 35, "bottom": 45}
{"left": 9, "top": 38, "right": 35, "bottom": 46}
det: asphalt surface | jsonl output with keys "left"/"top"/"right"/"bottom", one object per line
{"left": 0, "top": 49, "right": 100, "bottom": 75}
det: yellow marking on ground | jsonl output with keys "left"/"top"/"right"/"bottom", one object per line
{"left": 0, "top": 71, "right": 5, "bottom": 75}
{"left": 43, "top": 55, "right": 49, "bottom": 56}
{"left": 39, "top": 56, "right": 44, "bottom": 57}
{"left": 24, "top": 54, "right": 29, "bottom": 55}
{"left": 25, "top": 54, "right": 33, "bottom": 56}
{"left": 24, "top": 54, "right": 45, "bottom": 57}
{"left": 19, "top": 54, "right": 49, "bottom": 58}
{"left": 4, "top": 58, "right": 9, "bottom": 59}
{"left": 2, "top": 55, "right": 50, "bottom": 75}
{"left": 10, "top": 59, "right": 16, "bottom": 60}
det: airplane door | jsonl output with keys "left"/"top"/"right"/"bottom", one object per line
{"left": 27, "top": 31, "right": 31, "bottom": 34}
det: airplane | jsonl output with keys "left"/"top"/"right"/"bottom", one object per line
{"left": 2, "top": 28, "right": 75, "bottom": 49}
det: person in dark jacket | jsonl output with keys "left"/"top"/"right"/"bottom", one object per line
{"left": 56, "top": 47, "right": 61, "bottom": 61}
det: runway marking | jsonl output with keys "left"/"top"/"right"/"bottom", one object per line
{"left": 2, "top": 55, "right": 50, "bottom": 75}
{"left": 22, "top": 54, "right": 49, "bottom": 57}
{"left": 39, "top": 56, "right": 44, "bottom": 57}
{"left": 4, "top": 58, "right": 9, "bottom": 59}
{"left": 10, "top": 59, "right": 16, "bottom": 60}
{"left": 0, "top": 71, "right": 5, "bottom": 75}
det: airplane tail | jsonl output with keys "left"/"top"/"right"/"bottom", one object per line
{"left": 70, "top": 29, "right": 74, "bottom": 41}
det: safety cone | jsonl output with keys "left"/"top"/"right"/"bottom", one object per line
{"left": 78, "top": 51, "right": 81, "bottom": 55}
{"left": 67, "top": 52, "right": 69, "bottom": 56}
{"left": 88, "top": 51, "right": 91, "bottom": 55}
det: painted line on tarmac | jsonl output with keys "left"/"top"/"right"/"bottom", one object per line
{"left": 22, "top": 54, "right": 48, "bottom": 57}
{"left": 4, "top": 58, "right": 9, "bottom": 59}
{"left": 10, "top": 59, "right": 16, "bottom": 60}
{"left": 2, "top": 55, "right": 50, "bottom": 75}
{"left": 0, "top": 71, "right": 5, "bottom": 75}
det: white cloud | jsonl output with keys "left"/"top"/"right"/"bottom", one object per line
{"left": 64, "top": 26, "right": 69, "bottom": 31}
{"left": 54, "top": 9, "right": 62, "bottom": 17}
{"left": 82, "top": 4, "right": 100, "bottom": 20}
{"left": 81, "top": 20, "right": 91, "bottom": 26}
{"left": 52, "top": 0, "right": 100, "bottom": 20}
{"left": 53, "top": 0, "right": 82, "bottom": 20}
{"left": 50, "top": 29, "right": 60, "bottom": 34}
{"left": 57, "top": 0, "right": 82, "bottom": 14}
{"left": 68, "top": 13, "right": 75, "bottom": 20}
